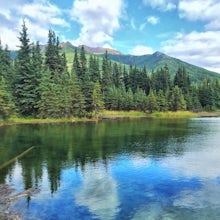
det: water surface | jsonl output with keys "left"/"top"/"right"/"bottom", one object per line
{"left": 1, "top": 118, "right": 220, "bottom": 219}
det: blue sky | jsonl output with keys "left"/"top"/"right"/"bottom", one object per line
{"left": 1, "top": 0, "right": 220, "bottom": 73}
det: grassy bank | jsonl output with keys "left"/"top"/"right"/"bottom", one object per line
{"left": 0, "top": 116, "right": 95, "bottom": 126}
{"left": 1, "top": 110, "right": 219, "bottom": 126}
{"left": 101, "top": 110, "right": 198, "bottom": 119}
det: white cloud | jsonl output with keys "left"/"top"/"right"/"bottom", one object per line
{"left": 179, "top": 0, "right": 220, "bottom": 30}
{"left": 0, "top": 0, "right": 69, "bottom": 49}
{"left": 20, "top": 2, "right": 70, "bottom": 28}
{"left": 71, "top": 0, "right": 124, "bottom": 47}
{"left": 130, "top": 45, "right": 154, "bottom": 55}
{"left": 162, "top": 31, "right": 220, "bottom": 73}
{"left": 143, "top": 0, "right": 176, "bottom": 11}
{"left": 147, "top": 16, "right": 159, "bottom": 25}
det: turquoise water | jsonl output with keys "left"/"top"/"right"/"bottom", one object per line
{"left": 1, "top": 118, "right": 220, "bottom": 219}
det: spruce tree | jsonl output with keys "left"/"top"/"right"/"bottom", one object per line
{"left": 79, "top": 45, "right": 87, "bottom": 81}
{"left": 147, "top": 90, "right": 158, "bottom": 113}
{"left": 170, "top": 86, "right": 186, "bottom": 111}
{"left": 101, "top": 51, "right": 113, "bottom": 96}
{"left": 31, "top": 42, "right": 43, "bottom": 116}
{"left": 157, "top": 90, "right": 168, "bottom": 111}
{"left": 14, "top": 21, "right": 37, "bottom": 116}
{"left": 69, "top": 72, "right": 86, "bottom": 117}
{"left": 133, "top": 88, "right": 148, "bottom": 111}
{"left": 0, "top": 76, "right": 15, "bottom": 120}
{"left": 73, "top": 48, "right": 81, "bottom": 80}
{"left": 92, "top": 81, "right": 104, "bottom": 117}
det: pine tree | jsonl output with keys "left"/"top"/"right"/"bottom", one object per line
{"left": 147, "top": 89, "right": 158, "bottom": 113}
{"left": 101, "top": 51, "right": 113, "bottom": 96}
{"left": 156, "top": 90, "right": 168, "bottom": 111}
{"left": 0, "top": 76, "right": 15, "bottom": 120}
{"left": 105, "top": 86, "right": 118, "bottom": 110}
{"left": 45, "top": 30, "right": 64, "bottom": 75}
{"left": 14, "top": 20, "right": 37, "bottom": 116}
{"left": 198, "top": 78, "right": 215, "bottom": 111}
{"left": 113, "top": 63, "right": 123, "bottom": 88}
{"left": 79, "top": 45, "right": 87, "bottom": 81}
{"left": 170, "top": 86, "right": 186, "bottom": 111}
{"left": 31, "top": 42, "right": 43, "bottom": 116}
{"left": 89, "top": 55, "right": 100, "bottom": 83}
{"left": 69, "top": 72, "right": 86, "bottom": 117}
{"left": 133, "top": 88, "right": 148, "bottom": 111}
{"left": 37, "top": 70, "right": 58, "bottom": 118}
{"left": 92, "top": 81, "right": 104, "bottom": 117}
{"left": 174, "top": 66, "right": 190, "bottom": 94}
{"left": 0, "top": 42, "right": 14, "bottom": 93}
{"left": 73, "top": 48, "right": 81, "bottom": 80}
{"left": 151, "top": 65, "right": 171, "bottom": 93}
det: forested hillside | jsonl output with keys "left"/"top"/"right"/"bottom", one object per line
{"left": 1, "top": 22, "right": 220, "bottom": 120}
{"left": 106, "top": 52, "right": 220, "bottom": 82}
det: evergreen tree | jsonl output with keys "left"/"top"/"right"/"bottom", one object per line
{"left": 14, "top": 21, "right": 37, "bottom": 116}
{"left": 139, "top": 66, "right": 150, "bottom": 95}
{"left": 105, "top": 86, "right": 118, "bottom": 110}
{"left": 79, "top": 45, "right": 87, "bottom": 81}
{"left": 89, "top": 55, "right": 100, "bottom": 83}
{"left": 45, "top": 30, "right": 64, "bottom": 74}
{"left": 92, "top": 81, "right": 104, "bottom": 117}
{"left": 31, "top": 41, "right": 43, "bottom": 116}
{"left": 170, "top": 86, "right": 186, "bottom": 111}
{"left": 123, "top": 87, "right": 134, "bottom": 110}
{"left": 0, "top": 76, "right": 15, "bottom": 120}
{"left": 156, "top": 90, "right": 168, "bottom": 111}
{"left": 69, "top": 72, "right": 86, "bottom": 117}
{"left": 133, "top": 88, "right": 148, "bottom": 111}
{"left": 213, "top": 80, "right": 220, "bottom": 109}
{"left": 147, "top": 90, "right": 158, "bottom": 113}
{"left": 73, "top": 48, "right": 81, "bottom": 80}
{"left": 198, "top": 78, "right": 215, "bottom": 111}
{"left": 101, "top": 51, "right": 113, "bottom": 96}
{"left": 113, "top": 63, "right": 123, "bottom": 88}
{"left": 174, "top": 66, "right": 190, "bottom": 94}
{"left": 123, "top": 65, "right": 130, "bottom": 91}
{"left": 81, "top": 81, "right": 94, "bottom": 113}
{"left": 151, "top": 65, "right": 171, "bottom": 93}
{"left": 0, "top": 42, "right": 14, "bottom": 93}
{"left": 37, "top": 70, "right": 59, "bottom": 118}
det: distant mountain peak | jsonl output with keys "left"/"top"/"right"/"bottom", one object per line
{"left": 153, "top": 51, "right": 166, "bottom": 57}
{"left": 59, "top": 41, "right": 75, "bottom": 48}
{"left": 78, "top": 44, "right": 122, "bottom": 55}
{"left": 106, "top": 51, "right": 220, "bottom": 82}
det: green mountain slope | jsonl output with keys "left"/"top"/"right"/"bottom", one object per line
{"left": 107, "top": 51, "right": 220, "bottom": 82}
{"left": 11, "top": 42, "right": 220, "bottom": 83}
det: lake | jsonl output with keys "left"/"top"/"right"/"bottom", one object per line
{"left": 1, "top": 118, "right": 220, "bottom": 220}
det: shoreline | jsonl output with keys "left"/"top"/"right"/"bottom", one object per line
{"left": 0, "top": 111, "right": 220, "bottom": 127}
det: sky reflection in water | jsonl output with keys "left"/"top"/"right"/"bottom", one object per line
{"left": 1, "top": 118, "right": 220, "bottom": 219}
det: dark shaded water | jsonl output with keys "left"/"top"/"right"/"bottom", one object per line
{"left": 1, "top": 118, "right": 220, "bottom": 219}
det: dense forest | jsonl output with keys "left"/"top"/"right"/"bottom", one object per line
{"left": 1, "top": 22, "right": 220, "bottom": 120}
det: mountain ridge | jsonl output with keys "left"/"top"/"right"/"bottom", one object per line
{"left": 59, "top": 41, "right": 122, "bottom": 55}
{"left": 11, "top": 41, "right": 220, "bottom": 82}
{"left": 106, "top": 51, "right": 220, "bottom": 82}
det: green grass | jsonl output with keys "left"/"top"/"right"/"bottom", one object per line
{"left": 1, "top": 110, "right": 216, "bottom": 127}
{"left": 101, "top": 110, "right": 147, "bottom": 117}
{"left": 0, "top": 116, "right": 96, "bottom": 126}
{"left": 149, "top": 111, "right": 197, "bottom": 118}
{"left": 101, "top": 110, "right": 197, "bottom": 118}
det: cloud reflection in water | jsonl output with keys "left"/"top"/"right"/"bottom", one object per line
{"left": 75, "top": 165, "right": 119, "bottom": 220}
